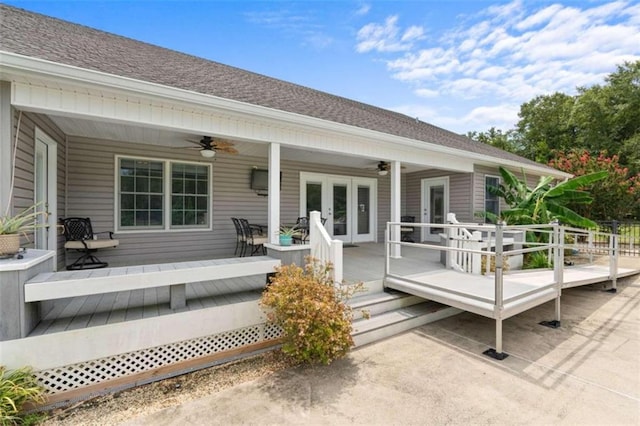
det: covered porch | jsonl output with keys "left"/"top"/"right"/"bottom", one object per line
{"left": 25, "top": 242, "right": 436, "bottom": 337}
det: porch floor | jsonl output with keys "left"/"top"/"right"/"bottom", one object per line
{"left": 27, "top": 244, "right": 638, "bottom": 337}
{"left": 29, "top": 243, "right": 425, "bottom": 336}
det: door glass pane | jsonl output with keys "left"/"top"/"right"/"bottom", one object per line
{"left": 430, "top": 185, "right": 444, "bottom": 235}
{"left": 333, "top": 184, "right": 347, "bottom": 236}
{"left": 357, "top": 185, "right": 370, "bottom": 234}
{"left": 306, "top": 182, "right": 322, "bottom": 216}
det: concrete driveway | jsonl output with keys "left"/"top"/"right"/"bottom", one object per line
{"left": 126, "top": 271, "right": 640, "bottom": 425}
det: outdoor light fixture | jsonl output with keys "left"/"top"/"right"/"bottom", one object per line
{"left": 377, "top": 161, "right": 389, "bottom": 176}
{"left": 200, "top": 149, "right": 215, "bottom": 158}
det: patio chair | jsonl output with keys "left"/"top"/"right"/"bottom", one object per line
{"left": 238, "top": 218, "right": 268, "bottom": 256}
{"left": 292, "top": 216, "right": 309, "bottom": 244}
{"left": 61, "top": 217, "right": 119, "bottom": 270}
{"left": 401, "top": 216, "right": 416, "bottom": 243}
{"left": 231, "top": 217, "right": 245, "bottom": 256}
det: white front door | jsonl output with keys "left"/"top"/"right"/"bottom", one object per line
{"left": 300, "top": 172, "right": 376, "bottom": 243}
{"left": 421, "top": 177, "right": 449, "bottom": 242}
{"left": 34, "top": 128, "right": 57, "bottom": 251}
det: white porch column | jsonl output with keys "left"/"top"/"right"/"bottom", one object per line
{"left": 268, "top": 143, "right": 281, "bottom": 245}
{"left": 0, "top": 82, "right": 13, "bottom": 215}
{"left": 390, "top": 160, "right": 401, "bottom": 258}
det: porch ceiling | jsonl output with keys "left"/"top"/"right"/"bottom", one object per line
{"left": 48, "top": 114, "right": 426, "bottom": 173}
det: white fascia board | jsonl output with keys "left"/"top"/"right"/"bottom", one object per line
{"left": 0, "top": 51, "right": 567, "bottom": 177}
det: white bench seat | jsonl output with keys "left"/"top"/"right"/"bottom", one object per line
{"left": 25, "top": 256, "right": 280, "bottom": 309}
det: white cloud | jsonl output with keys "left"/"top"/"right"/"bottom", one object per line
{"left": 415, "top": 88, "right": 439, "bottom": 98}
{"left": 355, "top": 0, "right": 640, "bottom": 131}
{"left": 356, "top": 15, "right": 424, "bottom": 53}
{"left": 355, "top": 3, "right": 371, "bottom": 16}
{"left": 515, "top": 4, "right": 564, "bottom": 30}
{"left": 463, "top": 104, "right": 520, "bottom": 130}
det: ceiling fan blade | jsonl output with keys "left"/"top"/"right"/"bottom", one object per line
{"left": 216, "top": 146, "right": 239, "bottom": 155}
{"left": 212, "top": 140, "right": 234, "bottom": 148}
{"left": 171, "top": 146, "right": 202, "bottom": 149}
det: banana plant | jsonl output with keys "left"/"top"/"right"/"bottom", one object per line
{"left": 485, "top": 167, "right": 607, "bottom": 228}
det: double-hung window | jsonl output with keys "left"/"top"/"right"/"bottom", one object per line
{"left": 117, "top": 156, "right": 211, "bottom": 232}
{"left": 484, "top": 175, "right": 500, "bottom": 223}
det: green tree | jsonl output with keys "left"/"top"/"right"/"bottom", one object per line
{"left": 485, "top": 166, "right": 607, "bottom": 228}
{"left": 516, "top": 92, "right": 576, "bottom": 162}
{"left": 507, "top": 61, "right": 640, "bottom": 174}
{"left": 466, "top": 127, "right": 523, "bottom": 155}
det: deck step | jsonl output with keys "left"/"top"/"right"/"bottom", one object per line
{"left": 350, "top": 290, "right": 424, "bottom": 320}
{"left": 351, "top": 297, "right": 462, "bottom": 347}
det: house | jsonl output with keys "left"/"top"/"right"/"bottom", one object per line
{"left": 0, "top": 4, "right": 574, "bottom": 403}
{"left": 0, "top": 4, "right": 570, "bottom": 268}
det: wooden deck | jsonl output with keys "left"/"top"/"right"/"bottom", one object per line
{"left": 25, "top": 244, "right": 639, "bottom": 338}
{"left": 30, "top": 275, "right": 266, "bottom": 336}
{"left": 385, "top": 264, "right": 639, "bottom": 321}
{"left": 27, "top": 244, "right": 434, "bottom": 337}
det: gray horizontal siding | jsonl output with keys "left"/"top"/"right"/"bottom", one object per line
{"left": 11, "top": 111, "right": 66, "bottom": 270}
{"left": 473, "top": 165, "right": 547, "bottom": 223}
{"left": 404, "top": 170, "right": 473, "bottom": 225}
{"left": 64, "top": 137, "right": 389, "bottom": 266}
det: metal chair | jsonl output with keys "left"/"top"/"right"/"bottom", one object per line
{"left": 231, "top": 217, "right": 244, "bottom": 256}
{"left": 60, "top": 217, "right": 119, "bottom": 270}
{"left": 400, "top": 215, "right": 416, "bottom": 243}
{"left": 292, "top": 216, "right": 309, "bottom": 244}
{"left": 238, "top": 218, "right": 268, "bottom": 256}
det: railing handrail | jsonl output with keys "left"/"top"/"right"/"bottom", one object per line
{"left": 309, "top": 210, "right": 343, "bottom": 284}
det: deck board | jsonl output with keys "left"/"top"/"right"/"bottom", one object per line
{"left": 25, "top": 247, "right": 638, "bottom": 337}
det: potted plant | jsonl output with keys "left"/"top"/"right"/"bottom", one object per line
{"left": 278, "top": 225, "right": 299, "bottom": 246}
{"left": 0, "top": 205, "right": 45, "bottom": 258}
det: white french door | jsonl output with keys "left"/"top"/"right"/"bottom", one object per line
{"left": 300, "top": 172, "right": 376, "bottom": 243}
{"left": 421, "top": 177, "right": 449, "bottom": 242}
{"left": 34, "top": 128, "right": 57, "bottom": 251}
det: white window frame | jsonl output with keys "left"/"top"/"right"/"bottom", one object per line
{"left": 484, "top": 175, "right": 501, "bottom": 223}
{"left": 114, "top": 155, "right": 212, "bottom": 233}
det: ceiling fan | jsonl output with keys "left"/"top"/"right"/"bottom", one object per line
{"left": 176, "top": 136, "right": 239, "bottom": 158}
{"left": 376, "top": 161, "right": 390, "bottom": 176}
{"left": 365, "top": 161, "right": 404, "bottom": 176}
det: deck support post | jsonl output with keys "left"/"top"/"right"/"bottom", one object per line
{"left": 540, "top": 222, "right": 562, "bottom": 329}
{"left": 483, "top": 319, "right": 508, "bottom": 360}
{"left": 484, "top": 222, "right": 508, "bottom": 360}
{"left": 170, "top": 284, "right": 186, "bottom": 310}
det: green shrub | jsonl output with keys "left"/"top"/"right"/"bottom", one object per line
{"left": 524, "top": 251, "right": 552, "bottom": 269}
{"left": 0, "top": 366, "right": 45, "bottom": 425}
{"left": 261, "top": 257, "right": 365, "bottom": 365}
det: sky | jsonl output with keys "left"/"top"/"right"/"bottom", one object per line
{"left": 4, "top": 0, "right": 640, "bottom": 135}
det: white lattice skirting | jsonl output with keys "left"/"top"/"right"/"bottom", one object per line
{"left": 35, "top": 323, "right": 282, "bottom": 395}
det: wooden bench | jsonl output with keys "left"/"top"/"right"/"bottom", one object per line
{"left": 25, "top": 256, "right": 281, "bottom": 309}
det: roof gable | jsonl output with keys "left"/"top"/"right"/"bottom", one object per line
{"left": 0, "top": 4, "right": 551, "bottom": 170}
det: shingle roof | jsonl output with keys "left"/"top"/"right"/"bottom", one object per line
{"left": 0, "top": 4, "right": 549, "bottom": 170}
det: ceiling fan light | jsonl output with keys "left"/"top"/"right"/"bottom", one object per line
{"left": 200, "top": 149, "right": 215, "bottom": 158}
{"left": 378, "top": 169, "right": 388, "bottom": 176}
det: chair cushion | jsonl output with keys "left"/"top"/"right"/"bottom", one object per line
{"left": 65, "top": 239, "right": 120, "bottom": 250}
{"left": 251, "top": 236, "right": 268, "bottom": 245}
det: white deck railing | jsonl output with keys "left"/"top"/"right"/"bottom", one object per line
{"left": 309, "top": 210, "right": 343, "bottom": 284}
{"left": 384, "top": 219, "right": 624, "bottom": 357}
{"left": 446, "top": 213, "right": 482, "bottom": 274}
